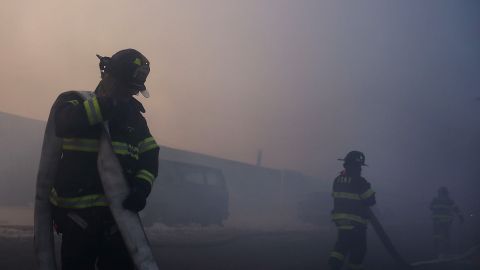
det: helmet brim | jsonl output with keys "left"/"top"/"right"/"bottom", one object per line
{"left": 140, "top": 89, "right": 150, "bottom": 98}
{"left": 337, "top": 158, "right": 368, "bottom": 166}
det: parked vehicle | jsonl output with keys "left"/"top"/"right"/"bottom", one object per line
{"left": 297, "top": 191, "right": 332, "bottom": 226}
{"left": 143, "top": 160, "right": 229, "bottom": 226}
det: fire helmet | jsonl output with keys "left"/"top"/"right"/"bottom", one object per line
{"left": 96, "top": 48, "right": 151, "bottom": 98}
{"left": 438, "top": 186, "right": 449, "bottom": 196}
{"left": 338, "top": 151, "right": 367, "bottom": 166}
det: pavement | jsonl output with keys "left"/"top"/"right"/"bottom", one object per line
{"left": 0, "top": 223, "right": 478, "bottom": 270}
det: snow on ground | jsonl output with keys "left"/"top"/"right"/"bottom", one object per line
{"left": 0, "top": 205, "right": 330, "bottom": 245}
{"left": 0, "top": 225, "right": 33, "bottom": 238}
{"left": 0, "top": 206, "right": 34, "bottom": 239}
{"left": 145, "top": 221, "right": 326, "bottom": 247}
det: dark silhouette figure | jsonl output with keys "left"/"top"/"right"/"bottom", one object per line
{"left": 430, "top": 186, "right": 464, "bottom": 257}
{"left": 50, "top": 49, "right": 159, "bottom": 270}
{"left": 329, "top": 151, "right": 376, "bottom": 270}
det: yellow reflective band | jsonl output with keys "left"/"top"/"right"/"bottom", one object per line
{"left": 332, "top": 192, "right": 361, "bottom": 200}
{"left": 360, "top": 188, "right": 375, "bottom": 199}
{"left": 62, "top": 137, "right": 143, "bottom": 159}
{"left": 83, "top": 97, "right": 103, "bottom": 125}
{"left": 133, "top": 58, "right": 142, "bottom": 65}
{"left": 67, "top": 100, "right": 80, "bottom": 106}
{"left": 63, "top": 138, "right": 99, "bottom": 144}
{"left": 112, "top": 142, "right": 139, "bottom": 159}
{"left": 139, "top": 137, "right": 159, "bottom": 153}
{"left": 62, "top": 145, "right": 98, "bottom": 152}
{"left": 83, "top": 99, "right": 94, "bottom": 125}
{"left": 92, "top": 97, "right": 103, "bottom": 122}
{"left": 332, "top": 213, "right": 368, "bottom": 225}
{"left": 136, "top": 169, "right": 155, "bottom": 185}
{"left": 141, "top": 137, "right": 156, "bottom": 144}
{"left": 49, "top": 189, "right": 108, "bottom": 209}
{"left": 114, "top": 150, "right": 129, "bottom": 155}
{"left": 62, "top": 139, "right": 139, "bottom": 158}
{"left": 330, "top": 251, "right": 345, "bottom": 261}
{"left": 112, "top": 142, "right": 128, "bottom": 151}
{"left": 139, "top": 143, "right": 158, "bottom": 153}
{"left": 112, "top": 142, "right": 127, "bottom": 146}
{"left": 62, "top": 138, "right": 99, "bottom": 152}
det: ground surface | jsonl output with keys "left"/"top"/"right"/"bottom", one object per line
{"left": 0, "top": 224, "right": 478, "bottom": 270}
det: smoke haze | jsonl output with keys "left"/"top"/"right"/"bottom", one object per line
{"left": 0, "top": 0, "right": 479, "bottom": 236}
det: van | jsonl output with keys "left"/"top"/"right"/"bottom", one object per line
{"left": 143, "top": 160, "right": 229, "bottom": 226}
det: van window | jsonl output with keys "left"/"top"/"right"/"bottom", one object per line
{"left": 206, "top": 172, "right": 223, "bottom": 186}
{"left": 183, "top": 171, "right": 205, "bottom": 185}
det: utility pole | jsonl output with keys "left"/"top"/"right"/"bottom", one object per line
{"left": 256, "top": 149, "right": 263, "bottom": 166}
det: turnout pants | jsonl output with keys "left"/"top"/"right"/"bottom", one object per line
{"left": 329, "top": 227, "right": 367, "bottom": 270}
{"left": 433, "top": 221, "right": 452, "bottom": 256}
{"left": 53, "top": 207, "right": 134, "bottom": 270}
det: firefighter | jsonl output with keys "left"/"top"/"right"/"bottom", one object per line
{"left": 328, "top": 151, "right": 376, "bottom": 270}
{"left": 430, "top": 186, "right": 464, "bottom": 257}
{"left": 49, "top": 48, "right": 159, "bottom": 270}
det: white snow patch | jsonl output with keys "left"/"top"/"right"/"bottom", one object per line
{"left": 144, "top": 221, "right": 327, "bottom": 247}
{"left": 0, "top": 226, "right": 33, "bottom": 238}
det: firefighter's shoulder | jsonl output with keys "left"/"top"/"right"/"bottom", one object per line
{"left": 55, "top": 90, "right": 86, "bottom": 103}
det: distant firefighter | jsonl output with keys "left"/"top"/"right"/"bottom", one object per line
{"left": 329, "top": 151, "right": 376, "bottom": 270}
{"left": 430, "top": 186, "right": 464, "bottom": 257}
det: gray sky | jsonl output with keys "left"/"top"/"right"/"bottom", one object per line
{"left": 1, "top": 1, "right": 479, "bottom": 202}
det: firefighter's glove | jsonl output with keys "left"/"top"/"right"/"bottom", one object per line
{"left": 123, "top": 180, "right": 151, "bottom": 213}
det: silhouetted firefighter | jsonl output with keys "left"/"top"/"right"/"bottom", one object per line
{"left": 329, "top": 151, "right": 375, "bottom": 270}
{"left": 430, "top": 186, "right": 464, "bottom": 257}
{"left": 50, "top": 49, "right": 159, "bottom": 270}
